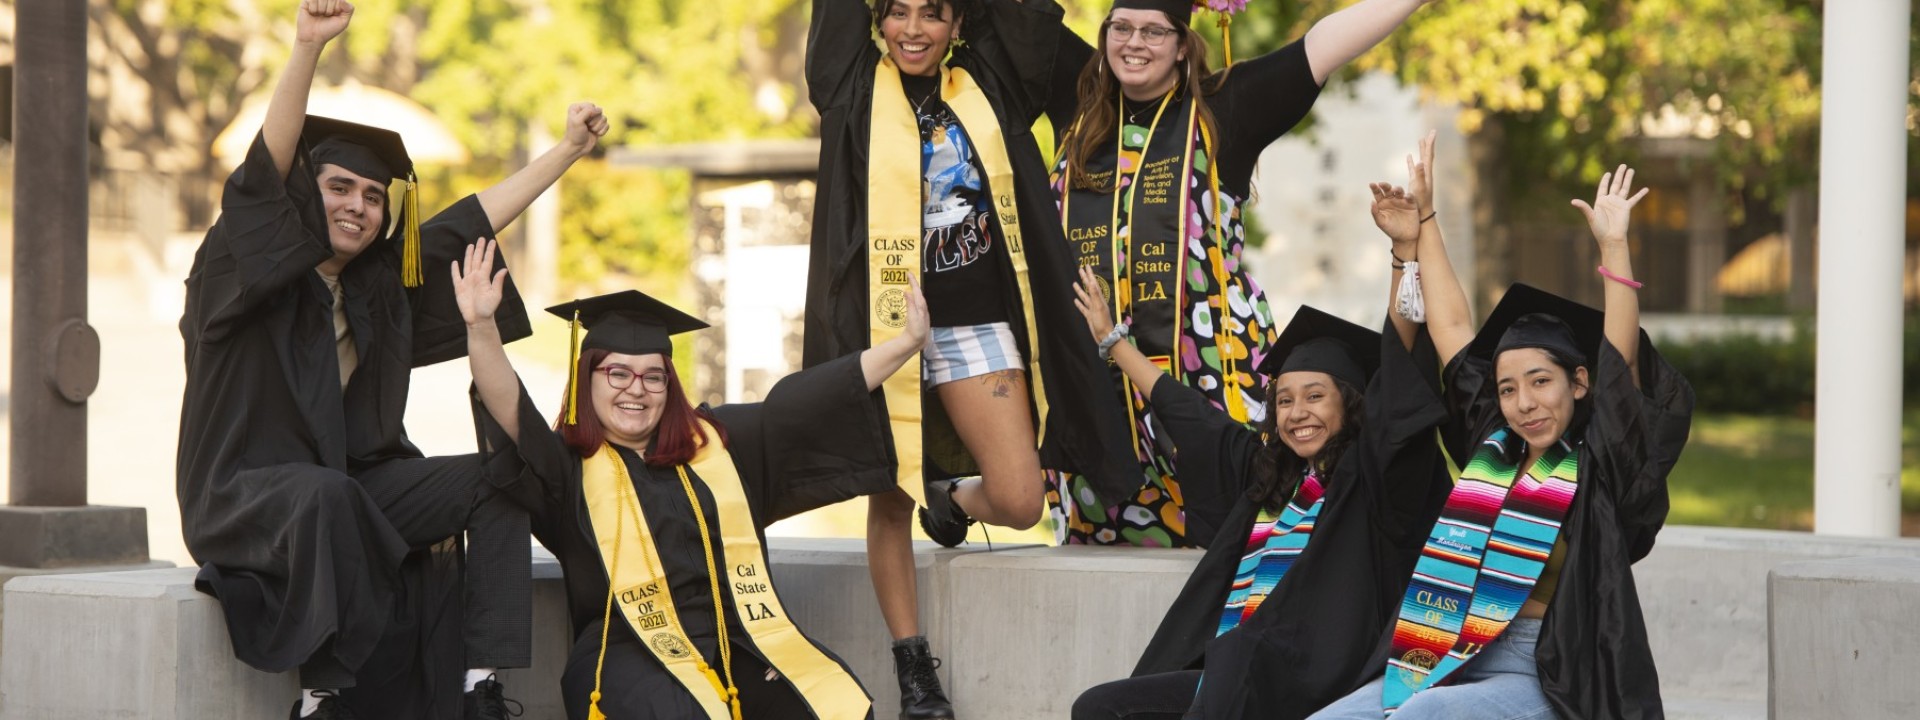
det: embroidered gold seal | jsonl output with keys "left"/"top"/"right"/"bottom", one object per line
{"left": 875, "top": 288, "right": 908, "bottom": 328}
{"left": 651, "top": 633, "right": 694, "bottom": 660}
{"left": 1400, "top": 648, "right": 1439, "bottom": 680}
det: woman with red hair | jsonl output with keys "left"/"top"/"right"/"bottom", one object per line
{"left": 452, "top": 239, "right": 928, "bottom": 720}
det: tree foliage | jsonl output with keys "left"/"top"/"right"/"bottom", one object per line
{"left": 80, "top": 0, "right": 817, "bottom": 295}
{"left": 1196, "top": 0, "right": 1838, "bottom": 206}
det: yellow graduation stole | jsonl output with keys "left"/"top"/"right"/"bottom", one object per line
{"left": 581, "top": 425, "right": 869, "bottom": 720}
{"left": 868, "top": 57, "right": 1050, "bottom": 504}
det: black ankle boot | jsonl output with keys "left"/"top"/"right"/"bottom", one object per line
{"left": 891, "top": 636, "right": 956, "bottom": 720}
{"left": 918, "top": 479, "right": 974, "bottom": 548}
{"left": 289, "top": 690, "right": 357, "bottom": 720}
{"left": 463, "top": 675, "right": 524, "bottom": 720}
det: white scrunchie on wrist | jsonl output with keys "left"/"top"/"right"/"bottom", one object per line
{"left": 1098, "top": 322, "right": 1131, "bottom": 360}
{"left": 1395, "top": 261, "right": 1426, "bottom": 322}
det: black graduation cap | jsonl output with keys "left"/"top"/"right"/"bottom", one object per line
{"left": 1110, "top": 0, "right": 1194, "bottom": 25}
{"left": 546, "top": 290, "right": 708, "bottom": 425}
{"left": 1467, "top": 283, "right": 1604, "bottom": 366}
{"left": 545, "top": 290, "right": 709, "bottom": 357}
{"left": 302, "top": 115, "right": 426, "bottom": 287}
{"left": 1255, "top": 306, "right": 1381, "bottom": 391}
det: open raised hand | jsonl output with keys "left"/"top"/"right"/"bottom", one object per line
{"left": 902, "top": 272, "right": 930, "bottom": 348}
{"left": 1072, "top": 265, "right": 1118, "bottom": 343}
{"left": 1571, "top": 164, "right": 1650, "bottom": 246}
{"left": 1370, "top": 182, "right": 1420, "bottom": 246}
{"left": 451, "top": 238, "right": 508, "bottom": 327}
{"left": 1406, "top": 130, "right": 1436, "bottom": 214}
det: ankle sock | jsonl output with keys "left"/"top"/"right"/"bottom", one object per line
{"left": 464, "top": 668, "right": 499, "bottom": 692}
{"left": 299, "top": 689, "right": 333, "bottom": 717}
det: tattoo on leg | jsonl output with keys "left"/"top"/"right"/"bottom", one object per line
{"left": 979, "top": 369, "right": 1019, "bottom": 399}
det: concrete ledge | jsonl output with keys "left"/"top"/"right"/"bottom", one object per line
{"left": 945, "top": 545, "right": 1201, "bottom": 719}
{"left": 0, "top": 505, "right": 150, "bottom": 567}
{"left": 1633, "top": 525, "right": 1920, "bottom": 718}
{"left": 768, "top": 538, "right": 1035, "bottom": 714}
{"left": 1, "top": 567, "right": 290, "bottom": 719}
{"left": 1768, "top": 556, "right": 1920, "bottom": 719}
{"left": 6, "top": 527, "right": 1917, "bottom": 719}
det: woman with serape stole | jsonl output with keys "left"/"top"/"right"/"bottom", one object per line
{"left": 1047, "top": 0, "right": 1441, "bottom": 548}
{"left": 454, "top": 242, "right": 931, "bottom": 719}
{"left": 1065, "top": 168, "right": 1451, "bottom": 720}
{"left": 1308, "top": 138, "right": 1694, "bottom": 719}
{"left": 804, "top": 1, "right": 1137, "bottom": 716}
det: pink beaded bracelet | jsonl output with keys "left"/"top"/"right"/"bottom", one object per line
{"left": 1597, "top": 265, "right": 1643, "bottom": 289}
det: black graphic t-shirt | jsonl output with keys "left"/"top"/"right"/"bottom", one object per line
{"left": 903, "top": 72, "right": 1009, "bottom": 328}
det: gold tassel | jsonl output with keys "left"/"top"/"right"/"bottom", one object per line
{"left": 1219, "top": 15, "right": 1234, "bottom": 67}
{"left": 401, "top": 176, "right": 424, "bottom": 287}
{"left": 587, "top": 692, "right": 607, "bottom": 720}
{"left": 565, "top": 310, "right": 583, "bottom": 425}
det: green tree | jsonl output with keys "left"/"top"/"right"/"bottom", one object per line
{"left": 1119, "top": 0, "right": 1884, "bottom": 308}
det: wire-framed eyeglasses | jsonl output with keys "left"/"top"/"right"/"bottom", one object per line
{"left": 1105, "top": 22, "right": 1178, "bottom": 47}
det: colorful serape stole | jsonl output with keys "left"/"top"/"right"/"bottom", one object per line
{"left": 1215, "top": 471, "right": 1326, "bottom": 636}
{"left": 1382, "top": 430, "right": 1579, "bottom": 714}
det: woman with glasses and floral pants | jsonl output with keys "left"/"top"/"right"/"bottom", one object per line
{"left": 1046, "top": 0, "right": 1440, "bottom": 552}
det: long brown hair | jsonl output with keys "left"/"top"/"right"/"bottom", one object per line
{"left": 558, "top": 349, "right": 729, "bottom": 466}
{"left": 1062, "top": 20, "right": 1229, "bottom": 192}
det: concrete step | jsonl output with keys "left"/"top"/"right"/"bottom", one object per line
{"left": 5, "top": 529, "right": 1918, "bottom": 719}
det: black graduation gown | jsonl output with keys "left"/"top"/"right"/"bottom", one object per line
{"left": 475, "top": 353, "right": 891, "bottom": 720}
{"left": 1128, "top": 325, "right": 1452, "bottom": 720}
{"left": 1435, "top": 337, "right": 1695, "bottom": 720}
{"left": 801, "top": 0, "right": 1137, "bottom": 501}
{"left": 176, "top": 132, "right": 531, "bottom": 715}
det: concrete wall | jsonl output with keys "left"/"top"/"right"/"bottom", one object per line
{"left": 6, "top": 527, "right": 1920, "bottom": 719}
{"left": 1769, "top": 556, "right": 1920, "bottom": 719}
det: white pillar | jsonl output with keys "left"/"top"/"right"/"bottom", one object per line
{"left": 523, "top": 121, "right": 561, "bottom": 310}
{"left": 1813, "top": 0, "right": 1910, "bottom": 537}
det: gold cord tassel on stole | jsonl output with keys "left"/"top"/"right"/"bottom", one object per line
{"left": 678, "top": 466, "right": 742, "bottom": 720}
{"left": 565, "top": 310, "right": 583, "bottom": 425}
{"left": 401, "top": 176, "right": 424, "bottom": 287}
{"left": 1219, "top": 15, "right": 1234, "bottom": 66}
{"left": 1196, "top": 121, "right": 1247, "bottom": 421}
{"left": 588, "top": 448, "right": 624, "bottom": 719}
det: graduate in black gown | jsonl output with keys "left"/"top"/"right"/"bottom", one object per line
{"left": 175, "top": 3, "right": 609, "bottom": 718}
{"left": 1046, "top": 0, "right": 1441, "bottom": 548}
{"left": 1307, "top": 138, "right": 1694, "bottom": 719}
{"left": 1064, "top": 171, "right": 1451, "bottom": 719}
{"left": 454, "top": 241, "right": 930, "bottom": 720}
{"left": 805, "top": 2, "right": 1133, "bottom": 714}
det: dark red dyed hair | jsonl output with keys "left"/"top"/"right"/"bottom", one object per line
{"left": 558, "top": 348, "right": 729, "bottom": 466}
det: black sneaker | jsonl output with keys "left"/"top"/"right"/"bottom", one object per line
{"left": 891, "top": 636, "right": 956, "bottom": 720}
{"left": 464, "top": 675, "right": 524, "bottom": 720}
{"left": 917, "top": 479, "right": 974, "bottom": 548}
{"left": 289, "top": 690, "right": 357, "bottom": 720}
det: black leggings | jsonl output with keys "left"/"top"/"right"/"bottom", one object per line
{"left": 1072, "top": 670, "right": 1202, "bottom": 720}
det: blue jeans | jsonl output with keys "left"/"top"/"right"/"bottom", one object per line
{"left": 1307, "top": 619, "right": 1558, "bottom": 720}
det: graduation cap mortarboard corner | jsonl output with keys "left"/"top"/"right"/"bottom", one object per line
{"left": 1109, "top": 0, "right": 1195, "bottom": 25}
{"left": 1255, "top": 305, "right": 1381, "bottom": 392}
{"left": 545, "top": 290, "right": 710, "bottom": 425}
{"left": 1467, "top": 283, "right": 1605, "bottom": 367}
{"left": 303, "top": 115, "right": 426, "bottom": 288}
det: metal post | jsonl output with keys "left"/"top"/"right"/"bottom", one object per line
{"left": 10, "top": 0, "right": 97, "bottom": 507}
{"left": 1812, "top": 0, "right": 1911, "bottom": 536}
